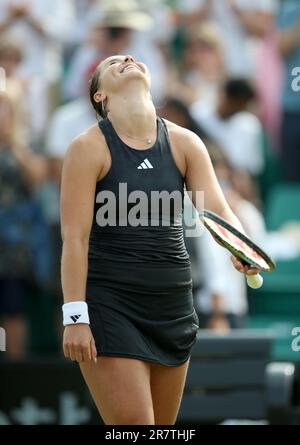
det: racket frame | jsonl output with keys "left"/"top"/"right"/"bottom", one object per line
{"left": 199, "top": 209, "right": 276, "bottom": 272}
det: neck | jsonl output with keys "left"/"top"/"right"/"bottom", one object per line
{"left": 107, "top": 84, "right": 156, "bottom": 139}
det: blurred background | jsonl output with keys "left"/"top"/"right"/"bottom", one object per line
{"left": 1, "top": 0, "right": 300, "bottom": 425}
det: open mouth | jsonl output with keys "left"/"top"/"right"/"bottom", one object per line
{"left": 121, "top": 64, "right": 141, "bottom": 74}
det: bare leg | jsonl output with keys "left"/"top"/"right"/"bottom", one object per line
{"left": 150, "top": 359, "right": 190, "bottom": 425}
{"left": 80, "top": 356, "right": 155, "bottom": 425}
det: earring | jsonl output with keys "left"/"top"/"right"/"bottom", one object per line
{"left": 101, "top": 100, "right": 105, "bottom": 116}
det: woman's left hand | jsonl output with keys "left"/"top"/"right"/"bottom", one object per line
{"left": 231, "top": 255, "right": 260, "bottom": 275}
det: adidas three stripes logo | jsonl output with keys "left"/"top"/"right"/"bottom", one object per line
{"left": 137, "top": 158, "right": 154, "bottom": 170}
{"left": 70, "top": 314, "right": 82, "bottom": 323}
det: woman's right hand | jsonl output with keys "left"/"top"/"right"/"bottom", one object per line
{"left": 63, "top": 324, "right": 98, "bottom": 364}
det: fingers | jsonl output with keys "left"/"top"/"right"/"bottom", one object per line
{"left": 91, "top": 338, "right": 98, "bottom": 364}
{"left": 63, "top": 343, "right": 70, "bottom": 361}
{"left": 69, "top": 346, "right": 77, "bottom": 362}
{"left": 63, "top": 341, "right": 97, "bottom": 364}
{"left": 70, "top": 345, "right": 89, "bottom": 363}
{"left": 231, "top": 256, "right": 260, "bottom": 275}
{"left": 75, "top": 350, "right": 83, "bottom": 363}
{"left": 245, "top": 268, "right": 260, "bottom": 276}
{"left": 62, "top": 327, "right": 98, "bottom": 364}
{"left": 82, "top": 342, "right": 91, "bottom": 362}
{"left": 63, "top": 342, "right": 84, "bottom": 363}
{"left": 231, "top": 255, "right": 245, "bottom": 273}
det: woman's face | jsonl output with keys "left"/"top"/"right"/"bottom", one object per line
{"left": 98, "top": 55, "right": 151, "bottom": 95}
{"left": 184, "top": 40, "right": 222, "bottom": 76}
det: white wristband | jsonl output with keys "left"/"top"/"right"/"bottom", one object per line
{"left": 62, "top": 301, "right": 90, "bottom": 326}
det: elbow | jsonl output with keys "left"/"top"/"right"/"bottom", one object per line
{"left": 61, "top": 229, "right": 90, "bottom": 247}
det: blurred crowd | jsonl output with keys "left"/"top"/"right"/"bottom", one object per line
{"left": 0, "top": 0, "right": 300, "bottom": 359}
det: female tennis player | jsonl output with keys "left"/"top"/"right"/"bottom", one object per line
{"left": 60, "top": 54, "right": 258, "bottom": 425}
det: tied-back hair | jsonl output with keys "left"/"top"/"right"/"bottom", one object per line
{"left": 89, "top": 64, "right": 107, "bottom": 119}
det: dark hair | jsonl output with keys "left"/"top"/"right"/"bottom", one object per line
{"left": 89, "top": 64, "right": 107, "bottom": 119}
{"left": 224, "top": 78, "right": 256, "bottom": 101}
{"left": 160, "top": 97, "right": 208, "bottom": 140}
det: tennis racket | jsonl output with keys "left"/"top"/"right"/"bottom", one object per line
{"left": 199, "top": 210, "right": 276, "bottom": 289}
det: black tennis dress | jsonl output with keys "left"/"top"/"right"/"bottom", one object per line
{"left": 86, "top": 117, "right": 199, "bottom": 366}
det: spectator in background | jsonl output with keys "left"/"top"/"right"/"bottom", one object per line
{"left": 168, "top": 22, "right": 224, "bottom": 106}
{"left": 278, "top": 0, "right": 300, "bottom": 182}
{"left": 254, "top": 1, "right": 283, "bottom": 153}
{"left": 0, "top": 36, "right": 47, "bottom": 148}
{"left": 67, "top": 0, "right": 99, "bottom": 51}
{"left": 176, "top": 0, "right": 277, "bottom": 78}
{"left": 191, "top": 78, "right": 264, "bottom": 179}
{"left": 137, "top": 0, "right": 175, "bottom": 66}
{"left": 158, "top": 96, "right": 208, "bottom": 141}
{"left": 62, "top": 1, "right": 160, "bottom": 102}
{"left": 0, "top": 37, "right": 27, "bottom": 143}
{"left": 0, "top": 0, "right": 74, "bottom": 83}
{"left": 189, "top": 141, "right": 299, "bottom": 331}
{"left": 47, "top": 66, "right": 98, "bottom": 185}
{"left": 63, "top": 0, "right": 169, "bottom": 106}
{"left": 0, "top": 0, "right": 75, "bottom": 115}
{"left": 0, "top": 93, "right": 48, "bottom": 359}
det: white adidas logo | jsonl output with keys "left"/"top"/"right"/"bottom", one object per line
{"left": 137, "top": 158, "right": 154, "bottom": 170}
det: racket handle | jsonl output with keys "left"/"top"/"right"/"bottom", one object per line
{"left": 246, "top": 274, "right": 263, "bottom": 289}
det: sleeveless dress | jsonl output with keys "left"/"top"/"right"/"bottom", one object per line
{"left": 86, "top": 117, "right": 199, "bottom": 366}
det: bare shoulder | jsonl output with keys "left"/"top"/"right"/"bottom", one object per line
{"left": 163, "top": 118, "right": 207, "bottom": 157}
{"left": 65, "top": 124, "right": 105, "bottom": 161}
{"left": 63, "top": 123, "right": 109, "bottom": 179}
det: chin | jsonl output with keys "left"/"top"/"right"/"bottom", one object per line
{"left": 120, "top": 72, "right": 150, "bottom": 87}
{"left": 123, "top": 70, "right": 145, "bottom": 79}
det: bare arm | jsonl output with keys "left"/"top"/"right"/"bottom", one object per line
{"left": 12, "top": 143, "right": 48, "bottom": 188}
{"left": 60, "top": 133, "right": 104, "bottom": 364}
{"left": 60, "top": 135, "right": 102, "bottom": 303}
{"left": 233, "top": 9, "right": 274, "bottom": 37}
{"left": 184, "top": 131, "right": 244, "bottom": 232}
{"left": 183, "top": 130, "right": 258, "bottom": 275}
{"left": 226, "top": 0, "right": 275, "bottom": 37}
{"left": 241, "top": 11, "right": 274, "bottom": 37}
